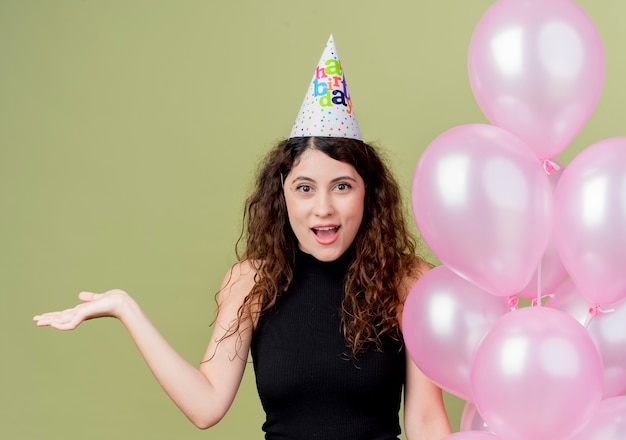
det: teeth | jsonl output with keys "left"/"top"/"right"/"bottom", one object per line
{"left": 312, "top": 226, "right": 339, "bottom": 235}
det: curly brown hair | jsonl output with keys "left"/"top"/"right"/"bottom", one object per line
{"left": 231, "top": 136, "right": 420, "bottom": 358}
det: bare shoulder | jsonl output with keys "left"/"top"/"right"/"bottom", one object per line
{"left": 399, "top": 256, "right": 432, "bottom": 302}
{"left": 221, "top": 260, "right": 257, "bottom": 285}
{"left": 217, "top": 260, "right": 258, "bottom": 307}
{"left": 412, "top": 257, "right": 433, "bottom": 280}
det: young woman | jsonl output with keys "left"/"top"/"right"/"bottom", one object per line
{"left": 33, "top": 136, "right": 451, "bottom": 439}
{"left": 34, "top": 36, "right": 452, "bottom": 440}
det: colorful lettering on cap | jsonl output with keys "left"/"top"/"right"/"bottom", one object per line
{"left": 289, "top": 35, "right": 362, "bottom": 140}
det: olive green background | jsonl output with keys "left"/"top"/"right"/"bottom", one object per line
{"left": 2, "top": 1, "right": 624, "bottom": 438}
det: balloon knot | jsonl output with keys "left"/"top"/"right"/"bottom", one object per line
{"left": 530, "top": 294, "right": 550, "bottom": 307}
{"left": 542, "top": 159, "right": 561, "bottom": 175}
{"left": 508, "top": 296, "right": 519, "bottom": 310}
{"left": 588, "top": 305, "right": 600, "bottom": 317}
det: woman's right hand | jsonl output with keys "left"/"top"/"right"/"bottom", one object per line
{"left": 31, "top": 262, "right": 257, "bottom": 428}
{"left": 33, "top": 289, "right": 131, "bottom": 330}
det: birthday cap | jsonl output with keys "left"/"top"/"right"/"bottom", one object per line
{"left": 289, "top": 35, "right": 362, "bottom": 140}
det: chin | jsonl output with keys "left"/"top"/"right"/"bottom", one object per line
{"left": 310, "top": 247, "right": 346, "bottom": 262}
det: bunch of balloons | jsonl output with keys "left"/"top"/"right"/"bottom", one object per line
{"left": 403, "top": 0, "right": 626, "bottom": 439}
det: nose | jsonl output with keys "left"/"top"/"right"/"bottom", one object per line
{"left": 313, "top": 192, "right": 334, "bottom": 217}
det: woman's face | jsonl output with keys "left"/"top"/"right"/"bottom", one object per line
{"left": 283, "top": 148, "right": 365, "bottom": 262}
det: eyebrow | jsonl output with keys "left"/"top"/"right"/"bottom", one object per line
{"left": 290, "top": 175, "right": 359, "bottom": 185}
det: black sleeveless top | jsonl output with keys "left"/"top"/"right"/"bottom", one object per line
{"left": 251, "top": 250, "right": 405, "bottom": 440}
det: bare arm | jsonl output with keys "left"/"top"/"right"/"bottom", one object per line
{"left": 400, "top": 259, "right": 452, "bottom": 440}
{"left": 33, "top": 261, "right": 257, "bottom": 429}
{"left": 403, "top": 355, "right": 452, "bottom": 440}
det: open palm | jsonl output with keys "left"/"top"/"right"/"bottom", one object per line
{"left": 33, "top": 289, "right": 129, "bottom": 330}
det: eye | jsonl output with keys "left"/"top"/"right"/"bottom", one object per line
{"left": 334, "top": 182, "right": 352, "bottom": 191}
{"left": 295, "top": 184, "right": 313, "bottom": 193}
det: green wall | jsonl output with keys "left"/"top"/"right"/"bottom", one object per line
{"left": 2, "top": 1, "right": 624, "bottom": 438}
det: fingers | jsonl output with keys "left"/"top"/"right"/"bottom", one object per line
{"left": 33, "top": 289, "right": 129, "bottom": 330}
{"left": 33, "top": 308, "right": 83, "bottom": 330}
{"left": 78, "top": 289, "right": 128, "bottom": 302}
{"left": 78, "top": 291, "right": 104, "bottom": 302}
{"left": 32, "top": 291, "right": 99, "bottom": 330}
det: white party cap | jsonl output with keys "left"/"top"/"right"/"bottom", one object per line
{"left": 289, "top": 35, "right": 362, "bottom": 140}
